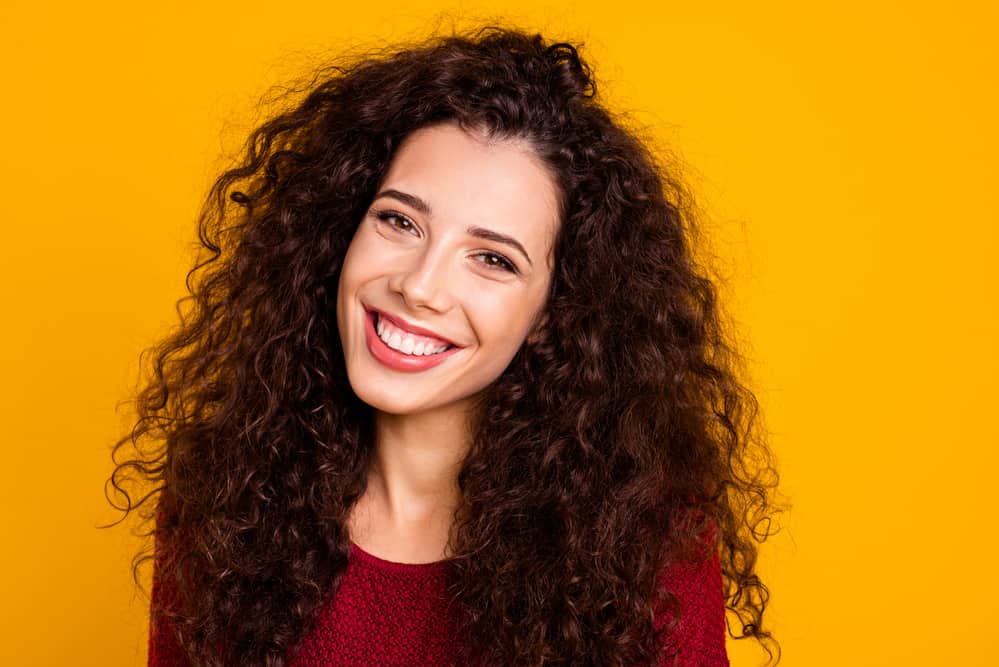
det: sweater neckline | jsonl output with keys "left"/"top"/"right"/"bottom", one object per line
{"left": 349, "top": 541, "right": 451, "bottom": 576}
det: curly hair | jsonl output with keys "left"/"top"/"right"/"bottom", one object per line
{"left": 107, "top": 25, "right": 780, "bottom": 667}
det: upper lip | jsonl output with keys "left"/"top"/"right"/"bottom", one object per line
{"left": 364, "top": 305, "right": 462, "bottom": 347}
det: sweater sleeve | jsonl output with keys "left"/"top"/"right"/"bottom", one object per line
{"left": 656, "top": 550, "right": 729, "bottom": 667}
{"left": 147, "top": 519, "right": 189, "bottom": 667}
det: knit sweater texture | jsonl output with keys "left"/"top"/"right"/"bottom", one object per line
{"left": 148, "top": 543, "right": 729, "bottom": 666}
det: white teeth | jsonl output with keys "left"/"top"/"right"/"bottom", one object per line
{"left": 374, "top": 313, "right": 451, "bottom": 356}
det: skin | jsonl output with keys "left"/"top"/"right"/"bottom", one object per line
{"left": 336, "top": 122, "right": 561, "bottom": 563}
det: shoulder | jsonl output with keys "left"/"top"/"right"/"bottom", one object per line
{"left": 655, "top": 550, "right": 729, "bottom": 667}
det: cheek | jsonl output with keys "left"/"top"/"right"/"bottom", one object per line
{"left": 337, "top": 225, "right": 380, "bottom": 293}
{"left": 336, "top": 239, "right": 367, "bottom": 332}
{"left": 335, "top": 263, "right": 352, "bottom": 325}
{"left": 472, "top": 292, "right": 538, "bottom": 353}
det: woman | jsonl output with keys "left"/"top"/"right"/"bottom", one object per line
{"left": 109, "top": 26, "right": 779, "bottom": 666}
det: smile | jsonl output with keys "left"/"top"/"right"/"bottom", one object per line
{"left": 362, "top": 306, "right": 463, "bottom": 373}
{"left": 376, "top": 315, "right": 451, "bottom": 355}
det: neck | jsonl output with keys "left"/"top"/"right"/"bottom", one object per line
{"left": 348, "top": 403, "right": 474, "bottom": 562}
{"left": 371, "top": 405, "right": 471, "bottom": 511}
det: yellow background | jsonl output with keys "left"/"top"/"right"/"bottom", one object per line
{"left": 1, "top": 1, "right": 995, "bottom": 665}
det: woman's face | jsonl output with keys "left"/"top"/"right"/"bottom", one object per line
{"left": 336, "top": 123, "right": 560, "bottom": 418}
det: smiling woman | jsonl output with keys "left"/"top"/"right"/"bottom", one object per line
{"left": 337, "top": 124, "right": 558, "bottom": 425}
{"left": 107, "top": 26, "right": 780, "bottom": 667}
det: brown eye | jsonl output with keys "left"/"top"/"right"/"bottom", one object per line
{"left": 475, "top": 252, "right": 517, "bottom": 273}
{"left": 374, "top": 210, "right": 417, "bottom": 235}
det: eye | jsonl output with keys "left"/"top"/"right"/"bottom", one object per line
{"left": 474, "top": 251, "right": 517, "bottom": 273}
{"left": 373, "top": 210, "right": 418, "bottom": 235}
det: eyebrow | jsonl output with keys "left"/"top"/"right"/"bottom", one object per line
{"left": 372, "top": 188, "right": 534, "bottom": 267}
{"left": 374, "top": 188, "right": 433, "bottom": 216}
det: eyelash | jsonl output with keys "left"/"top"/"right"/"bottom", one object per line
{"left": 372, "top": 210, "right": 519, "bottom": 274}
{"left": 375, "top": 210, "right": 417, "bottom": 234}
{"left": 473, "top": 251, "right": 517, "bottom": 273}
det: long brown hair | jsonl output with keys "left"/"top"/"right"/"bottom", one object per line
{"left": 108, "top": 25, "right": 780, "bottom": 666}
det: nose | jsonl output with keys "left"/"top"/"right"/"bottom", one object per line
{"left": 387, "top": 247, "right": 455, "bottom": 313}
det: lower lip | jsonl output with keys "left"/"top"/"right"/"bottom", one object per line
{"left": 363, "top": 310, "right": 461, "bottom": 373}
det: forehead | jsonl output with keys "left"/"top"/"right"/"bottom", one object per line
{"left": 380, "top": 123, "right": 561, "bottom": 264}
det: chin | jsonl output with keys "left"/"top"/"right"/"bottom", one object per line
{"left": 350, "top": 374, "right": 483, "bottom": 419}
{"left": 347, "top": 376, "right": 434, "bottom": 416}
{"left": 356, "top": 394, "right": 424, "bottom": 416}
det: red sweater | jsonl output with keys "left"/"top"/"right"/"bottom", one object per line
{"left": 149, "top": 543, "right": 729, "bottom": 666}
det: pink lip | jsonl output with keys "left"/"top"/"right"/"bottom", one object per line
{"left": 362, "top": 307, "right": 463, "bottom": 373}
